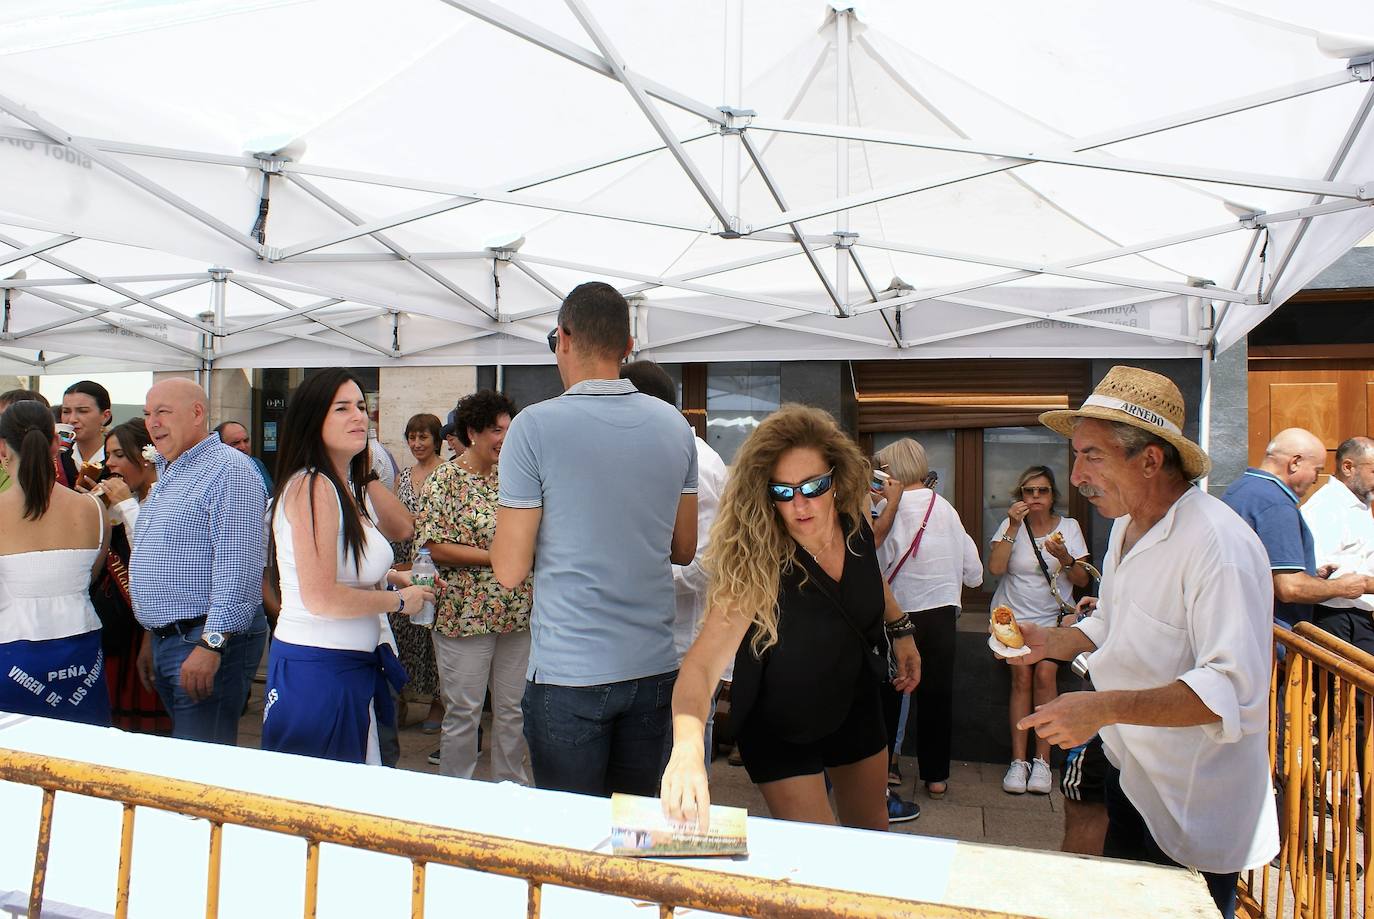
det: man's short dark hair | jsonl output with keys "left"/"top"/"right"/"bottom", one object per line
{"left": 64, "top": 380, "right": 111, "bottom": 413}
{"left": 620, "top": 360, "right": 677, "bottom": 407}
{"left": 453, "top": 390, "right": 520, "bottom": 447}
{"left": 1336, "top": 436, "right": 1374, "bottom": 467}
{"left": 214, "top": 420, "right": 246, "bottom": 438}
{"left": 558, "top": 282, "right": 631, "bottom": 360}
{"left": 0, "top": 389, "right": 48, "bottom": 411}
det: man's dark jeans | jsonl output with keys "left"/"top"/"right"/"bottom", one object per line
{"left": 1104, "top": 765, "right": 1239, "bottom": 918}
{"left": 522, "top": 670, "right": 677, "bottom": 797}
{"left": 151, "top": 609, "right": 268, "bottom": 746}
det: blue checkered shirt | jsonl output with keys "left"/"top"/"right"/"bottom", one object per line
{"left": 130, "top": 433, "right": 268, "bottom": 633}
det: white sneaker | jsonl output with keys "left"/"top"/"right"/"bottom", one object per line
{"left": 1027, "top": 757, "right": 1053, "bottom": 795}
{"left": 1002, "top": 760, "right": 1030, "bottom": 794}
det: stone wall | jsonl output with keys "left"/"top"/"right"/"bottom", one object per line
{"left": 152, "top": 368, "right": 252, "bottom": 434}
{"left": 377, "top": 366, "right": 476, "bottom": 463}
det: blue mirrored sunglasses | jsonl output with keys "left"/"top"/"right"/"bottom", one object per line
{"left": 546, "top": 327, "right": 559, "bottom": 353}
{"left": 768, "top": 468, "right": 835, "bottom": 502}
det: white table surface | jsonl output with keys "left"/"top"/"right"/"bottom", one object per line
{"left": 0, "top": 714, "right": 1216, "bottom": 918}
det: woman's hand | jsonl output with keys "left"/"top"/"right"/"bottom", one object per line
{"left": 891, "top": 634, "right": 920, "bottom": 693}
{"left": 660, "top": 741, "right": 712, "bottom": 831}
{"left": 1045, "top": 536, "right": 1073, "bottom": 566}
{"left": 96, "top": 477, "right": 133, "bottom": 508}
{"left": 399, "top": 583, "right": 435, "bottom": 616}
{"left": 1007, "top": 500, "right": 1030, "bottom": 525}
{"left": 876, "top": 475, "right": 904, "bottom": 506}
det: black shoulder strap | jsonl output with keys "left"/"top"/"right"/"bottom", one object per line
{"left": 1024, "top": 524, "right": 1076, "bottom": 620}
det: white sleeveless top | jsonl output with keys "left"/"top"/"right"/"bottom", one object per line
{"left": 273, "top": 471, "right": 394, "bottom": 652}
{"left": 0, "top": 495, "right": 104, "bottom": 644}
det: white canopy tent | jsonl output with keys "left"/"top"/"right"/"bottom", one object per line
{"left": 0, "top": 0, "right": 1371, "bottom": 377}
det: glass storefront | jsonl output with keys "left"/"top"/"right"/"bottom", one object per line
{"left": 706, "top": 362, "right": 780, "bottom": 463}
{"left": 254, "top": 367, "right": 380, "bottom": 470}
{"left": 980, "top": 425, "right": 1074, "bottom": 594}
{"left": 871, "top": 429, "right": 956, "bottom": 500}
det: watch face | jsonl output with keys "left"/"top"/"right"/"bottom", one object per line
{"left": 203, "top": 631, "right": 226, "bottom": 649}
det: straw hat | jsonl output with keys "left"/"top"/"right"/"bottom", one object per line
{"left": 1039, "top": 365, "right": 1210, "bottom": 480}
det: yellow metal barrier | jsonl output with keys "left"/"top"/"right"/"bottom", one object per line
{"left": 1239, "top": 624, "right": 1373, "bottom": 919}
{"left": 0, "top": 748, "right": 1017, "bottom": 919}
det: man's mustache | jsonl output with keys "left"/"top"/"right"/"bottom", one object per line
{"left": 1078, "top": 483, "right": 1104, "bottom": 498}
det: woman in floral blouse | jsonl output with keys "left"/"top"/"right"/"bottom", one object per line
{"left": 390, "top": 413, "right": 445, "bottom": 733}
{"left": 416, "top": 390, "right": 533, "bottom": 782}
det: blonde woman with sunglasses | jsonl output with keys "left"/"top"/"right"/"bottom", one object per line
{"left": 661, "top": 405, "right": 919, "bottom": 832}
{"left": 987, "top": 465, "right": 1091, "bottom": 795}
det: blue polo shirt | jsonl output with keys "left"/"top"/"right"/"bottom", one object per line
{"left": 499, "top": 378, "right": 698, "bottom": 686}
{"left": 1220, "top": 468, "right": 1315, "bottom": 625}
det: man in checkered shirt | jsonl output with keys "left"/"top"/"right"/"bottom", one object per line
{"left": 131, "top": 378, "right": 269, "bottom": 745}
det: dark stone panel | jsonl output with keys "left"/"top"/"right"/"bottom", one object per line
{"left": 781, "top": 361, "right": 846, "bottom": 422}
{"left": 1305, "top": 247, "right": 1374, "bottom": 291}
{"left": 501, "top": 365, "right": 565, "bottom": 408}
{"left": 1208, "top": 341, "right": 1248, "bottom": 496}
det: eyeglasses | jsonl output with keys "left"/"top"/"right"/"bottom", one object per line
{"left": 768, "top": 468, "right": 835, "bottom": 502}
{"left": 546, "top": 327, "right": 560, "bottom": 353}
{"left": 1020, "top": 485, "right": 1052, "bottom": 497}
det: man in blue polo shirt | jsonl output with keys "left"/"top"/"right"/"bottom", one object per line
{"left": 493, "top": 281, "right": 698, "bottom": 797}
{"left": 1221, "top": 427, "right": 1365, "bottom": 626}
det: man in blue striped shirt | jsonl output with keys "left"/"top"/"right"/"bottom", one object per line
{"left": 131, "top": 378, "right": 269, "bottom": 745}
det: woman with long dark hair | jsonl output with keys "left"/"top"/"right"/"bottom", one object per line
{"left": 87, "top": 418, "right": 172, "bottom": 734}
{"left": 0, "top": 400, "right": 112, "bottom": 725}
{"left": 261, "top": 369, "right": 434, "bottom": 763}
{"left": 661, "top": 405, "right": 920, "bottom": 830}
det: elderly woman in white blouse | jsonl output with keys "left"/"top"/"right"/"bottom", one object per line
{"left": 871, "top": 438, "right": 982, "bottom": 799}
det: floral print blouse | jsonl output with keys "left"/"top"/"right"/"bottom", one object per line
{"left": 415, "top": 461, "right": 532, "bottom": 638}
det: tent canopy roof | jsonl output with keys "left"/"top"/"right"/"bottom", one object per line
{"left": 1, "top": 0, "right": 1372, "bottom": 373}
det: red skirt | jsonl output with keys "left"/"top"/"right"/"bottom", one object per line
{"left": 104, "top": 627, "right": 172, "bottom": 735}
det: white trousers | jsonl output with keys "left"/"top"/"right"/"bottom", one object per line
{"left": 433, "top": 629, "right": 531, "bottom": 784}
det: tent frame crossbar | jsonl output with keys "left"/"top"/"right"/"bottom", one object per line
{"left": 285, "top": 173, "right": 496, "bottom": 319}
{"left": 6, "top": 278, "right": 208, "bottom": 339}
{"left": 437, "top": 0, "right": 725, "bottom": 125}
{"left": 742, "top": 66, "right": 1367, "bottom": 232}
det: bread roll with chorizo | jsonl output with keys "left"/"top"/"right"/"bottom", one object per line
{"left": 991, "top": 605, "right": 1025, "bottom": 649}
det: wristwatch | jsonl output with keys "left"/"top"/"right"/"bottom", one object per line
{"left": 198, "top": 631, "right": 228, "bottom": 654}
{"left": 998, "top": 533, "right": 1017, "bottom": 544}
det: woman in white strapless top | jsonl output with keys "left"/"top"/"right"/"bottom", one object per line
{"left": 260, "top": 370, "right": 433, "bottom": 765}
{"left": 0, "top": 399, "right": 112, "bottom": 726}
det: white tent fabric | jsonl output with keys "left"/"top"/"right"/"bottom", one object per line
{"left": 0, "top": 0, "right": 1371, "bottom": 373}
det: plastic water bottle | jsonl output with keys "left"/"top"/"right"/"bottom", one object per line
{"left": 409, "top": 549, "right": 437, "bottom": 627}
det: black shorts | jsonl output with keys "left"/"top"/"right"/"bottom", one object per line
{"left": 736, "top": 673, "right": 887, "bottom": 785}
{"left": 1060, "top": 733, "right": 1107, "bottom": 804}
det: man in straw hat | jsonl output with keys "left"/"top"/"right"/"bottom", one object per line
{"left": 1011, "top": 365, "right": 1278, "bottom": 918}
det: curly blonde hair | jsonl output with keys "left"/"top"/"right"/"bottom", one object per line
{"left": 704, "top": 404, "right": 873, "bottom": 656}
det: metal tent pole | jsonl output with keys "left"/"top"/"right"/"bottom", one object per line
{"left": 720, "top": 0, "right": 744, "bottom": 235}
{"left": 834, "top": 5, "right": 853, "bottom": 312}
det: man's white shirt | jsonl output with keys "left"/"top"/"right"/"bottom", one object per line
{"left": 1074, "top": 487, "right": 1278, "bottom": 873}
{"left": 672, "top": 436, "right": 728, "bottom": 676}
{"left": 1301, "top": 476, "right": 1374, "bottom": 611}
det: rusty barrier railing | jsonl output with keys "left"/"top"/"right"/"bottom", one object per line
{"left": 1238, "top": 623, "right": 1373, "bottom": 919}
{"left": 0, "top": 749, "right": 1017, "bottom": 919}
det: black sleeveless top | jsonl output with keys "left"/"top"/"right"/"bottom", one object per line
{"left": 730, "top": 519, "right": 887, "bottom": 744}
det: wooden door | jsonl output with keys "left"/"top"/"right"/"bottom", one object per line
{"left": 1248, "top": 347, "right": 1374, "bottom": 497}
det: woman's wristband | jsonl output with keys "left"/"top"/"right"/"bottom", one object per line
{"left": 884, "top": 612, "right": 916, "bottom": 638}
{"left": 394, "top": 591, "right": 406, "bottom": 615}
